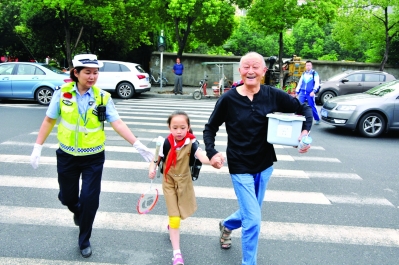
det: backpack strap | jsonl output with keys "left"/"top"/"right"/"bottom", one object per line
{"left": 160, "top": 138, "right": 201, "bottom": 173}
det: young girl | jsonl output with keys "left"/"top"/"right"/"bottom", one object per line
{"left": 149, "top": 110, "right": 221, "bottom": 265}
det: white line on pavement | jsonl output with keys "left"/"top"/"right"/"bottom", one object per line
{"left": 0, "top": 205, "right": 398, "bottom": 247}
{"left": 0, "top": 175, "right": 330, "bottom": 205}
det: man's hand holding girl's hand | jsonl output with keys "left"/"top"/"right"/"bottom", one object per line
{"left": 149, "top": 168, "right": 156, "bottom": 179}
{"left": 210, "top": 152, "right": 225, "bottom": 169}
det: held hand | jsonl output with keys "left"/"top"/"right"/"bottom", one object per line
{"left": 30, "top": 143, "right": 43, "bottom": 169}
{"left": 310, "top": 91, "right": 315, "bottom": 97}
{"left": 149, "top": 169, "right": 156, "bottom": 179}
{"left": 133, "top": 140, "right": 154, "bottom": 162}
{"left": 210, "top": 152, "right": 225, "bottom": 169}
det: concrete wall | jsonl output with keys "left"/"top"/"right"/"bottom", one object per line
{"left": 150, "top": 52, "right": 399, "bottom": 87}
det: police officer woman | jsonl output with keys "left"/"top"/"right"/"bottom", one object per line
{"left": 30, "top": 54, "right": 154, "bottom": 258}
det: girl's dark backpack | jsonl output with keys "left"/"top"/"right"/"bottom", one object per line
{"left": 160, "top": 139, "right": 202, "bottom": 181}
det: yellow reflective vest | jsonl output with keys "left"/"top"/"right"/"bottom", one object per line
{"left": 57, "top": 82, "right": 110, "bottom": 156}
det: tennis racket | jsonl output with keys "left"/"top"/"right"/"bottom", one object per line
{"left": 136, "top": 136, "right": 164, "bottom": 214}
{"left": 136, "top": 179, "right": 159, "bottom": 214}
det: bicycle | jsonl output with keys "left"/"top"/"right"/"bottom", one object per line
{"left": 149, "top": 69, "right": 168, "bottom": 86}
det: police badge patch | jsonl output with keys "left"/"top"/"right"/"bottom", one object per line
{"left": 62, "top": 99, "right": 73, "bottom": 106}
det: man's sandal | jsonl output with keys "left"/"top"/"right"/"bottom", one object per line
{"left": 219, "top": 221, "right": 232, "bottom": 249}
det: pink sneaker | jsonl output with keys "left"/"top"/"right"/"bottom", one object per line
{"left": 172, "top": 253, "right": 184, "bottom": 265}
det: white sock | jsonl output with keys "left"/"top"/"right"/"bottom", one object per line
{"left": 173, "top": 249, "right": 181, "bottom": 256}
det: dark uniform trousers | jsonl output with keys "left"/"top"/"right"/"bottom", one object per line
{"left": 56, "top": 149, "right": 105, "bottom": 250}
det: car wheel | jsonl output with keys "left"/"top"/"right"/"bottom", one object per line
{"left": 36, "top": 87, "right": 53, "bottom": 105}
{"left": 320, "top": 91, "right": 336, "bottom": 105}
{"left": 357, "top": 112, "right": 386, "bottom": 138}
{"left": 116, "top": 82, "right": 134, "bottom": 99}
{"left": 193, "top": 91, "right": 202, "bottom": 100}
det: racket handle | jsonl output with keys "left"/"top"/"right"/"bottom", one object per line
{"left": 149, "top": 141, "right": 161, "bottom": 172}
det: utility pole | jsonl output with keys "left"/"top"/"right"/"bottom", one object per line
{"left": 158, "top": 30, "right": 165, "bottom": 90}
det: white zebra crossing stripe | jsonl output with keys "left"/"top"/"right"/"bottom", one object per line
{"left": 0, "top": 175, "right": 331, "bottom": 205}
{"left": 119, "top": 115, "right": 210, "bottom": 123}
{"left": 0, "top": 205, "right": 398, "bottom": 247}
{"left": 0, "top": 257, "right": 118, "bottom": 265}
{"left": 0, "top": 154, "right": 348, "bottom": 177}
{"left": 326, "top": 195, "right": 394, "bottom": 206}
{"left": 1, "top": 141, "right": 336, "bottom": 163}
{"left": 0, "top": 175, "right": 393, "bottom": 206}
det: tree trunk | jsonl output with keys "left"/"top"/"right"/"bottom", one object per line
{"left": 379, "top": 29, "right": 390, "bottom": 71}
{"left": 59, "top": 8, "right": 73, "bottom": 69}
{"left": 379, "top": 7, "right": 391, "bottom": 71}
{"left": 175, "top": 17, "right": 194, "bottom": 59}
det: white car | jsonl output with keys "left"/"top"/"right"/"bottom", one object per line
{"left": 97, "top": 60, "right": 151, "bottom": 99}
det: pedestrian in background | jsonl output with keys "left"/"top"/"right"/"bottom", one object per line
{"left": 295, "top": 60, "right": 321, "bottom": 124}
{"left": 203, "top": 52, "right": 313, "bottom": 265}
{"left": 30, "top": 54, "right": 154, "bottom": 258}
{"left": 173, "top": 57, "right": 184, "bottom": 95}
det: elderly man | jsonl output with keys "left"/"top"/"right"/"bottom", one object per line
{"left": 203, "top": 52, "right": 313, "bottom": 265}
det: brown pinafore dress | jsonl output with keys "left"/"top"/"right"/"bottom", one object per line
{"left": 163, "top": 142, "right": 197, "bottom": 220}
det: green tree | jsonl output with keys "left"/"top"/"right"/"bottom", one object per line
{"left": 159, "top": 0, "right": 237, "bottom": 58}
{"left": 333, "top": 0, "right": 399, "bottom": 70}
{"left": 222, "top": 17, "right": 280, "bottom": 56}
{"left": 292, "top": 19, "right": 325, "bottom": 59}
{"left": 17, "top": 0, "right": 157, "bottom": 68}
{"left": 247, "top": 0, "right": 342, "bottom": 85}
{"left": 0, "top": 1, "right": 37, "bottom": 61}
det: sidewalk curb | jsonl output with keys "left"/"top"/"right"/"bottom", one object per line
{"left": 139, "top": 86, "right": 219, "bottom": 100}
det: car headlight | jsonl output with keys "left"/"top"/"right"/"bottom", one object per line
{"left": 336, "top": 105, "right": 356, "bottom": 111}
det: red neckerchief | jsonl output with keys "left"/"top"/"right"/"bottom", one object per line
{"left": 164, "top": 132, "right": 196, "bottom": 180}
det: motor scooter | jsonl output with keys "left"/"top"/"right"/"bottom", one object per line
{"left": 193, "top": 75, "right": 229, "bottom": 100}
{"left": 193, "top": 77, "right": 208, "bottom": 100}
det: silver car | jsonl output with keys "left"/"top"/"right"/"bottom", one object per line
{"left": 316, "top": 70, "right": 396, "bottom": 105}
{"left": 320, "top": 80, "right": 399, "bottom": 137}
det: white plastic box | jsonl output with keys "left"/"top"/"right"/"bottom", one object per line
{"left": 266, "top": 113, "right": 305, "bottom": 146}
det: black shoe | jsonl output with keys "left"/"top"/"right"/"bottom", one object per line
{"left": 73, "top": 214, "right": 79, "bottom": 226}
{"left": 81, "top": 246, "right": 92, "bottom": 258}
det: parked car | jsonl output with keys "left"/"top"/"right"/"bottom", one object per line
{"left": 0, "top": 62, "right": 72, "bottom": 105}
{"left": 97, "top": 60, "right": 151, "bottom": 99}
{"left": 316, "top": 70, "right": 396, "bottom": 105}
{"left": 320, "top": 80, "right": 399, "bottom": 137}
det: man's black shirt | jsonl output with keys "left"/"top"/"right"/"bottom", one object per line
{"left": 203, "top": 85, "right": 313, "bottom": 174}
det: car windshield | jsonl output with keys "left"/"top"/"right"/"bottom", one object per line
{"left": 41, "top": 64, "right": 65, "bottom": 74}
{"left": 328, "top": 72, "right": 350, "bottom": 81}
{"left": 364, "top": 81, "right": 399, "bottom": 97}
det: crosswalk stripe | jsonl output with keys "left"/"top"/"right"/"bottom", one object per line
{"left": 116, "top": 105, "right": 214, "bottom": 114}
{"left": 326, "top": 195, "right": 394, "bottom": 206}
{"left": 116, "top": 110, "right": 214, "bottom": 119}
{"left": 3, "top": 174, "right": 390, "bottom": 206}
{"left": 0, "top": 175, "right": 330, "bottom": 205}
{"left": 122, "top": 121, "right": 220, "bottom": 130}
{"left": 306, "top": 171, "right": 362, "bottom": 180}
{"left": 0, "top": 205, "right": 398, "bottom": 247}
{"left": 0, "top": 154, "right": 346, "bottom": 176}
{"left": 119, "top": 115, "right": 210, "bottom": 123}
{"left": 11, "top": 136, "right": 328, "bottom": 152}
{"left": 0, "top": 257, "right": 118, "bottom": 265}
{"left": 117, "top": 100, "right": 216, "bottom": 106}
